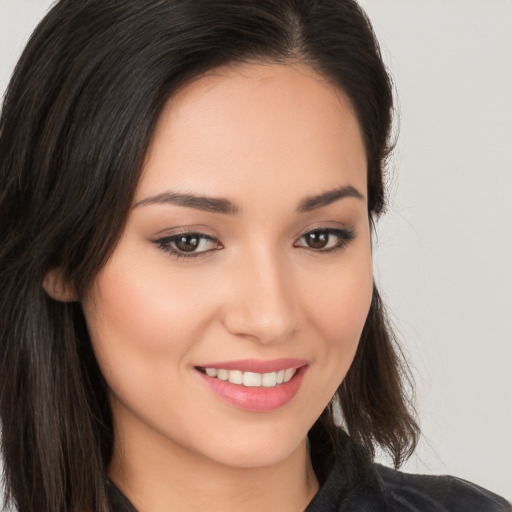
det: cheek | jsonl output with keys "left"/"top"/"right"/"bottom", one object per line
{"left": 80, "top": 253, "right": 214, "bottom": 390}
{"left": 290, "top": 241, "right": 373, "bottom": 429}
{"left": 308, "top": 246, "right": 373, "bottom": 351}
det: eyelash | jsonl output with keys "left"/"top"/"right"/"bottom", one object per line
{"left": 152, "top": 232, "right": 220, "bottom": 260}
{"left": 152, "top": 227, "right": 356, "bottom": 260}
{"left": 294, "top": 227, "right": 355, "bottom": 252}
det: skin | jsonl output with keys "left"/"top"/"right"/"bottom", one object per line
{"left": 80, "top": 62, "right": 373, "bottom": 512}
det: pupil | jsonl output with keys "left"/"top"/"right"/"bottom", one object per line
{"left": 307, "top": 231, "right": 328, "bottom": 249}
{"left": 176, "top": 235, "right": 199, "bottom": 252}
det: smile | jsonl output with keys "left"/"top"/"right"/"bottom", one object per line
{"left": 195, "top": 359, "right": 308, "bottom": 411}
{"left": 198, "top": 367, "right": 297, "bottom": 387}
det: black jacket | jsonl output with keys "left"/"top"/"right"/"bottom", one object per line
{"left": 106, "top": 428, "right": 511, "bottom": 511}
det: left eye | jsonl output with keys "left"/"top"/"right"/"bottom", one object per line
{"left": 294, "top": 228, "right": 355, "bottom": 251}
{"left": 153, "top": 233, "right": 219, "bottom": 258}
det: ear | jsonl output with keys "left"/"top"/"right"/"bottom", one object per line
{"left": 43, "top": 269, "right": 78, "bottom": 302}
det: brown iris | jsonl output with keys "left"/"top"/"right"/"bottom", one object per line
{"left": 304, "top": 231, "right": 330, "bottom": 249}
{"left": 174, "top": 235, "right": 201, "bottom": 252}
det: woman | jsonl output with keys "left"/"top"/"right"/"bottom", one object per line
{"left": 0, "top": 1, "right": 509, "bottom": 511}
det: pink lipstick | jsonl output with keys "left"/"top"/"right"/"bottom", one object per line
{"left": 195, "top": 358, "right": 308, "bottom": 412}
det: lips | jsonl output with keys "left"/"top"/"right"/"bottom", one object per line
{"left": 195, "top": 359, "right": 308, "bottom": 412}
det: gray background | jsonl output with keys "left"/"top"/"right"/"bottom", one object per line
{"left": 1, "top": 0, "right": 511, "bottom": 504}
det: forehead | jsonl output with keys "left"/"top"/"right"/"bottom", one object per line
{"left": 138, "top": 62, "right": 367, "bottom": 204}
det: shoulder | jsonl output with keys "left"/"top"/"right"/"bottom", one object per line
{"left": 307, "top": 426, "right": 510, "bottom": 512}
{"left": 374, "top": 464, "right": 512, "bottom": 512}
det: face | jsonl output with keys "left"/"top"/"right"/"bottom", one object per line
{"left": 82, "top": 62, "right": 373, "bottom": 470}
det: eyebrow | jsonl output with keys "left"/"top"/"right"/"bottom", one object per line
{"left": 133, "top": 185, "right": 363, "bottom": 215}
{"left": 133, "top": 192, "right": 239, "bottom": 215}
{"left": 296, "top": 185, "right": 364, "bottom": 213}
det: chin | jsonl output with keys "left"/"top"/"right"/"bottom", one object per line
{"left": 200, "top": 420, "right": 310, "bottom": 469}
{"left": 208, "top": 442, "right": 303, "bottom": 470}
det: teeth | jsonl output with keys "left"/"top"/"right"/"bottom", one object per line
{"left": 228, "top": 370, "right": 243, "bottom": 385}
{"left": 217, "top": 369, "right": 229, "bottom": 381}
{"left": 243, "top": 372, "right": 262, "bottom": 387}
{"left": 203, "top": 367, "right": 297, "bottom": 387}
{"left": 262, "top": 372, "right": 277, "bottom": 387}
{"left": 284, "top": 368, "right": 295, "bottom": 383}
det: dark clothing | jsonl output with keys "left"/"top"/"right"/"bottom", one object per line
{"left": 106, "top": 428, "right": 511, "bottom": 511}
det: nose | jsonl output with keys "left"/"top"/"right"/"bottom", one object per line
{"left": 222, "top": 246, "right": 298, "bottom": 345}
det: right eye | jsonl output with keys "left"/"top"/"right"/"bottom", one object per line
{"left": 152, "top": 233, "right": 221, "bottom": 259}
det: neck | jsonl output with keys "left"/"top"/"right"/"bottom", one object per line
{"left": 109, "top": 424, "right": 319, "bottom": 512}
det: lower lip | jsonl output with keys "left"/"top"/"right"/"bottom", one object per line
{"left": 196, "top": 366, "right": 307, "bottom": 412}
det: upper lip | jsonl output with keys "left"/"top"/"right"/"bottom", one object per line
{"left": 195, "top": 358, "right": 308, "bottom": 373}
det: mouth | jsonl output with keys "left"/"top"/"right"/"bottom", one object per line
{"left": 194, "top": 360, "right": 308, "bottom": 412}
{"left": 196, "top": 367, "right": 297, "bottom": 387}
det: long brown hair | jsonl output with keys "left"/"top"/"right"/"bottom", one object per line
{"left": 0, "top": 1, "right": 418, "bottom": 510}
